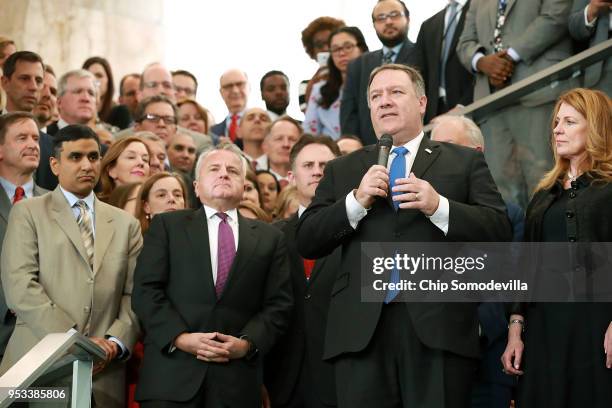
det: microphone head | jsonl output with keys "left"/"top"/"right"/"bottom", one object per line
{"left": 378, "top": 134, "right": 393, "bottom": 149}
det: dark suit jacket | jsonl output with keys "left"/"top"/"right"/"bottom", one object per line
{"left": 0, "top": 183, "right": 48, "bottom": 356}
{"left": 340, "top": 39, "right": 419, "bottom": 146}
{"left": 415, "top": 1, "right": 474, "bottom": 124}
{"left": 33, "top": 131, "right": 57, "bottom": 191}
{"left": 132, "top": 209, "right": 293, "bottom": 405}
{"left": 265, "top": 215, "right": 339, "bottom": 406}
{"left": 297, "top": 139, "right": 512, "bottom": 361}
{"left": 210, "top": 121, "right": 226, "bottom": 139}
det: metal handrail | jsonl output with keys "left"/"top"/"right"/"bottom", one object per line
{"left": 424, "top": 38, "right": 612, "bottom": 130}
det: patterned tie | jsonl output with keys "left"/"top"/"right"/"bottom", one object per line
{"left": 382, "top": 49, "right": 395, "bottom": 64}
{"left": 493, "top": 0, "right": 508, "bottom": 53}
{"left": 440, "top": 1, "right": 459, "bottom": 94}
{"left": 215, "top": 212, "right": 236, "bottom": 298}
{"left": 228, "top": 114, "right": 239, "bottom": 142}
{"left": 76, "top": 200, "right": 94, "bottom": 267}
{"left": 389, "top": 147, "right": 409, "bottom": 211}
{"left": 12, "top": 186, "right": 25, "bottom": 204}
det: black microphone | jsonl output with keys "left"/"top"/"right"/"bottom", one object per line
{"left": 377, "top": 134, "right": 393, "bottom": 167}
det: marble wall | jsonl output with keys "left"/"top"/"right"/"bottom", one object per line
{"left": 0, "top": 0, "right": 165, "bottom": 98}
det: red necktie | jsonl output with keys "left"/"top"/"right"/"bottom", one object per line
{"left": 303, "top": 258, "right": 315, "bottom": 280}
{"left": 12, "top": 186, "right": 25, "bottom": 204}
{"left": 228, "top": 114, "right": 238, "bottom": 142}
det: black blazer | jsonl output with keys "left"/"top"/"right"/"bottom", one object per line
{"left": 415, "top": 1, "right": 474, "bottom": 124}
{"left": 264, "top": 215, "right": 339, "bottom": 406}
{"left": 34, "top": 131, "right": 58, "bottom": 191}
{"left": 132, "top": 209, "right": 293, "bottom": 405}
{"left": 297, "top": 138, "right": 512, "bottom": 360}
{"left": 340, "top": 39, "right": 419, "bottom": 146}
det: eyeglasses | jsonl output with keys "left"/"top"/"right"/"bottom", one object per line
{"left": 174, "top": 86, "right": 196, "bottom": 97}
{"left": 143, "top": 81, "right": 175, "bottom": 91}
{"left": 331, "top": 43, "right": 357, "bottom": 55}
{"left": 373, "top": 10, "right": 406, "bottom": 23}
{"left": 141, "top": 113, "right": 177, "bottom": 125}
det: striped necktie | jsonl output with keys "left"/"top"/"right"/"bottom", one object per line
{"left": 76, "top": 200, "right": 94, "bottom": 267}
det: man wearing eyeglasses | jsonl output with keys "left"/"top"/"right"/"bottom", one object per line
{"left": 172, "top": 69, "right": 198, "bottom": 102}
{"left": 211, "top": 69, "right": 250, "bottom": 145}
{"left": 134, "top": 95, "right": 179, "bottom": 146}
{"left": 340, "top": 0, "right": 419, "bottom": 146}
{"left": 44, "top": 69, "right": 98, "bottom": 139}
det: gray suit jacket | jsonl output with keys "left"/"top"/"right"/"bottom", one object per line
{"left": 568, "top": 0, "right": 611, "bottom": 87}
{"left": 457, "top": 0, "right": 574, "bottom": 106}
{"left": 0, "top": 183, "right": 48, "bottom": 356}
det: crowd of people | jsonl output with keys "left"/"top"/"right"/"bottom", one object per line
{"left": 0, "top": 0, "right": 610, "bottom": 407}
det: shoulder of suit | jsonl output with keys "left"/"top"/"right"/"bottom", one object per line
{"left": 96, "top": 199, "right": 138, "bottom": 222}
{"left": 243, "top": 215, "right": 283, "bottom": 236}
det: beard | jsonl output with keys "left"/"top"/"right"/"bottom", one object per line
{"left": 376, "top": 26, "right": 408, "bottom": 48}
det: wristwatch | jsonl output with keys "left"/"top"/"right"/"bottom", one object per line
{"left": 239, "top": 335, "right": 259, "bottom": 360}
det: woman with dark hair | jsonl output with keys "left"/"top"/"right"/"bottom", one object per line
{"left": 106, "top": 182, "right": 143, "bottom": 216}
{"left": 256, "top": 169, "right": 281, "bottom": 215}
{"left": 304, "top": 26, "right": 368, "bottom": 139}
{"left": 502, "top": 88, "right": 612, "bottom": 407}
{"left": 83, "top": 56, "right": 131, "bottom": 129}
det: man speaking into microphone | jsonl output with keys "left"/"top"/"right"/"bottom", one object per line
{"left": 296, "top": 64, "right": 511, "bottom": 408}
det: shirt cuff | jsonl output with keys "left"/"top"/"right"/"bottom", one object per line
{"left": 472, "top": 52, "right": 485, "bottom": 73}
{"left": 345, "top": 190, "right": 368, "bottom": 229}
{"left": 426, "top": 195, "right": 449, "bottom": 235}
{"left": 108, "top": 336, "right": 129, "bottom": 360}
{"left": 506, "top": 48, "right": 521, "bottom": 63}
{"left": 584, "top": 5, "right": 598, "bottom": 27}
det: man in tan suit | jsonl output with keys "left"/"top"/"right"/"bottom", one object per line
{"left": 0, "top": 124, "right": 142, "bottom": 407}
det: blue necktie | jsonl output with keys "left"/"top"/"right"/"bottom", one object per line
{"left": 389, "top": 146, "right": 408, "bottom": 211}
{"left": 385, "top": 147, "right": 408, "bottom": 304}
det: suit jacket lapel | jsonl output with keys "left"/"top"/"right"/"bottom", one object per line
{"left": 286, "top": 215, "right": 310, "bottom": 286}
{"left": 449, "top": 2, "right": 469, "bottom": 59}
{"left": 410, "top": 137, "right": 441, "bottom": 180}
{"left": 93, "top": 199, "right": 114, "bottom": 276}
{"left": 50, "top": 188, "right": 91, "bottom": 270}
{"left": 505, "top": 0, "right": 516, "bottom": 17}
{"left": 0, "top": 188, "right": 11, "bottom": 224}
{"left": 222, "top": 214, "right": 257, "bottom": 297}
{"left": 186, "top": 208, "right": 216, "bottom": 300}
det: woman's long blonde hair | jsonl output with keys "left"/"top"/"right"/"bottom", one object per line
{"left": 535, "top": 88, "right": 612, "bottom": 192}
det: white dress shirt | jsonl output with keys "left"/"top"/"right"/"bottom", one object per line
{"left": 203, "top": 205, "right": 239, "bottom": 284}
{"left": 0, "top": 177, "right": 35, "bottom": 201}
{"left": 344, "top": 132, "right": 450, "bottom": 235}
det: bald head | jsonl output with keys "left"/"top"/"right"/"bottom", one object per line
{"left": 219, "top": 69, "right": 249, "bottom": 114}
{"left": 431, "top": 116, "right": 484, "bottom": 151}
{"left": 141, "top": 62, "right": 176, "bottom": 102}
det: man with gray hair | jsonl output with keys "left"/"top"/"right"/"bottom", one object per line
{"left": 45, "top": 69, "right": 97, "bottom": 136}
{"left": 132, "top": 142, "right": 292, "bottom": 407}
{"left": 430, "top": 115, "right": 484, "bottom": 150}
{"left": 297, "top": 63, "right": 510, "bottom": 408}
